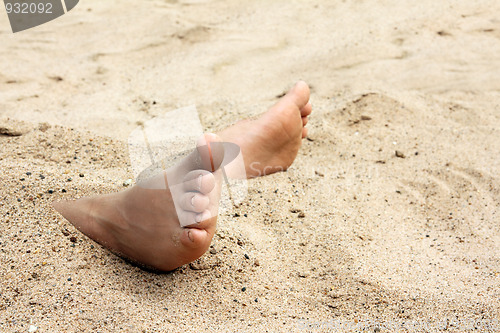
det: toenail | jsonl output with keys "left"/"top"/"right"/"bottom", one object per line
{"left": 187, "top": 230, "right": 194, "bottom": 242}
{"left": 197, "top": 174, "right": 202, "bottom": 191}
{"left": 191, "top": 195, "right": 196, "bottom": 207}
{"left": 195, "top": 214, "right": 202, "bottom": 223}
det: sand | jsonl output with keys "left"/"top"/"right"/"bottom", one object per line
{"left": 1, "top": 0, "right": 499, "bottom": 332}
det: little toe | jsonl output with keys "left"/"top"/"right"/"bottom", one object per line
{"left": 181, "top": 227, "right": 210, "bottom": 249}
{"left": 180, "top": 192, "right": 209, "bottom": 213}
{"left": 182, "top": 170, "right": 215, "bottom": 194}
{"left": 302, "top": 127, "right": 308, "bottom": 138}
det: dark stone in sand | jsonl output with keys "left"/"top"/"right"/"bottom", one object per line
{"left": 395, "top": 150, "right": 405, "bottom": 158}
{"left": 189, "top": 261, "right": 210, "bottom": 270}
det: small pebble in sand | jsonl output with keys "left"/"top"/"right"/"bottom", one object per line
{"left": 28, "top": 325, "right": 38, "bottom": 332}
{"left": 123, "top": 179, "right": 133, "bottom": 187}
{"left": 254, "top": 259, "right": 260, "bottom": 267}
{"left": 39, "top": 175, "right": 45, "bottom": 179}
{"left": 0, "top": 125, "right": 23, "bottom": 136}
{"left": 48, "top": 190, "right": 54, "bottom": 194}
{"left": 209, "top": 248, "right": 217, "bottom": 254}
{"left": 79, "top": 173, "right": 84, "bottom": 177}
{"left": 241, "top": 287, "right": 247, "bottom": 292}
{"left": 26, "top": 172, "right": 32, "bottom": 176}
{"left": 38, "top": 122, "right": 51, "bottom": 132}
{"left": 69, "top": 236, "right": 77, "bottom": 243}
{"left": 395, "top": 150, "right": 405, "bottom": 158}
{"left": 189, "top": 262, "right": 209, "bottom": 270}
{"left": 244, "top": 254, "right": 250, "bottom": 260}
{"left": 298, "top": 212, "right": 306, "bottom": 218}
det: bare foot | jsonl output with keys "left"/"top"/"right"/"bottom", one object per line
{"left": 219, "top": 80, "right": 311, "bottom": 178}
{"left": 54, "top": 134, "right": 225, "bottom": 271}
{"left": 54, "top": 81, "right": 312, "bottom": 271}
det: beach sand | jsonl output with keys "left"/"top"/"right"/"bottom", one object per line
{"left": 1, "top": 0, "right": 499, "bottom": 331}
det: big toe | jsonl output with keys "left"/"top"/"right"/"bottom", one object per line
{"left": 196, "top": 133, "right": 225, "bottom": 172}
{"left": 286, "top": 81, "right": 310, "bottom": 108}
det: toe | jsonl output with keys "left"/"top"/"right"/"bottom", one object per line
{"left": 181, "top": 227, "right": 210, "bottom": 249}
{"left": 178, "top": 210, "right": 198, "bottom": 227}
{"left": 179, "top": 192, "right": 210, "bottom": 213}
{"left": 180, "top": 212, "right": 217, "bottom": 247}
{"left": 302, "top": 127, "right": 308, "bottom": 138}
{"left": 182, "top": 170, "right": 215, "bottom": 194}
{"left": 300, "top": 102, "right": 312, "bottom": 117}
{"left": 302, "top": 116, "right": 309, "bottom": 127}
{"left": 194, "top": 210, "right": 213, "bottom": 225}
{"left": 287, "top": 81, "right": 310, "bottom": 108}
{"left": 178, "top": 208, "right": 215, "bottom": 227}
{"left": 196, "top": 133, "right": 225, "bottom": 172}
